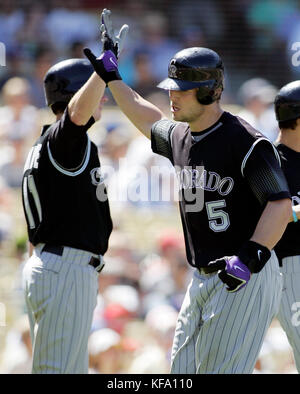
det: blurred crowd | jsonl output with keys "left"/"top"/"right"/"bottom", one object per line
{"left": 0, "top": 0, "right": 299, "bottom": 374}
{"left": 1, "top": 0, "right": 300, "bottom": 102}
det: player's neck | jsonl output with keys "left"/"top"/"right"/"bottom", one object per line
{"left": 279, "top": 129, "right": 300, "bottom": 152}
{"left": 189, "top": 104, "right": 223, "bottom": 132}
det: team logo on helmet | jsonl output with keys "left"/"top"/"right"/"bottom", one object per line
{"left": 169, "top": 63, "right": 178, "bottom": 79}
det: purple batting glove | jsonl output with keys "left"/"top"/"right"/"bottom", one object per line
{"left": 83, "top": 48, "right": 122, "bottom": 84}
{"left": 219, "top": 256, "right": 251, "bottom": 292}
{"left": 99, "top": 50, "right": 119, "bottom": 72}
{"left": 208, "top": 255, "right": 251, "bottom": 293}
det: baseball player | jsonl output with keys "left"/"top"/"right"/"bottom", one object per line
{"left": 273, "top": 80, "right": 300, "bottom": 373}
{"left": 21, "top": 58, "right": 115, "bottom": 373}
{"left": 83, "top": 9, "right": 292, "bottom": 374}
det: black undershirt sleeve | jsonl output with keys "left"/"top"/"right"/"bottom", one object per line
{"left": 151, "top": 119, "right": 175, "bottom": 163}
{"left": 243, "top": 140, "right": 291, "bottom": 205}
{"left": 48, "top": 108, "right": 95, "bottom": 169}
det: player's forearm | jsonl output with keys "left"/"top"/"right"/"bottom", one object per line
{"left": 250, "top": 198, "right": 292, "bottom": 250}
{"left": 108, "top": 80, "right": 165, "bottom": 139}
{"left": 68, "top": 73, "right": 106, "bottom": 125}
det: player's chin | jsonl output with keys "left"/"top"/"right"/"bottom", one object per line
{"left": 171, "top": 111, "right": 182, "bottom": 121}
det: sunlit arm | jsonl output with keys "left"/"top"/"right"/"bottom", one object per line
{"left": 68, "top": 73, "right": 106, "bottom": 125}
{"left": 250, "top": 198, "right": 292, "bottom": 250}
{"left": 108, "top": 80, "right": 166, "bottom": 139}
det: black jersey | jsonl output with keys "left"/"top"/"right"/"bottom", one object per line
{"left": 274, "top": 144, "right": 300, "bottom": 260}
{"left": 151, "top": 111, "right": 290, "bottom": 268}
{"left": 22, "top": 109, "right": 112, "bottom": 255}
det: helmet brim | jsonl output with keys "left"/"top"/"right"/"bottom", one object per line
{"left": 157, "top": 77, "right": 212, "bottom": 91}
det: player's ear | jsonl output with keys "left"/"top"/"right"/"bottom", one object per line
{"left": 215, "top": 86, "right": 223, "bottom": 97}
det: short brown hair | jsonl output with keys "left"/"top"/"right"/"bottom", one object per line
{"left": 278, "top": 118, "right": 298, "bottom": 130}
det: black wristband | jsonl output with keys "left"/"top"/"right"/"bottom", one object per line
{"left": 238, "top": 240, "right": 271, "bottom": 273}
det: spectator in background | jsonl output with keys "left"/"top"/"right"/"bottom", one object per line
{"left": 0, "top": 77, "right": 38, "bottom": 187}
{"left": 132, "top": 50, "right": 160, "bottom": 98}
{"left": 44, "top": 0, "right": 99, "bottom": 51}
{"left": 246, "top": 0, "right": 298, "bottom": 46}
{"left": 156, "top": 230, "right": 190, "bottom": 311}
{"left": 0, "top": 76, "right": 38, "bottom": 142}
{"left": 104, "top": 230, "right": 141, "bottom": 283}
{"left": 116, "top": 132, "right": 176, "bottom": 210}
{"left": 135, "top": 12, "right": 181, "bottom": 81}
{"left": 140, "top": 230, "right": 191, "bottom": 314}
{"left": 169, "top": 0, "right": 224, "bottom": 48}
{"left": 102, "top": 284, "right": 141, "bottom": 333}
{"left": 91, "top": 253, "right": 137, "bottom": 331}
{"left": 0, "top": 136, "right": 26, "bottom": 188}
{"left": 100, "top": 122, "right": 133, "bottom": 170}
{"left": 237, "top": 77, "right": 279, "bottom": 141}
{"left": 255, "top": 319, "right": 297, "bottom": 374}
{"left": 122, "top": 304, "right": 178, "bottom": 374}
{"left": 96, "top": 112, "right": 176, "bottom": 212}
{"left": 0, "top": 50, "right": 27, "bottom": 91}
{"left": 168, "top": 252, "right": 191, "bottom": 311}
{"left": 91, "top": 229, "right": 142, "bottom": 334}
{"left": 88, "top": 328, "right": 122, "bottom": 374}
{"left": 180, "top": 25, "right": 207, "bottom": 49}
{"left": 69, "top": 40, "right": 86, "bottom": 59}
{"left": 100, "top": 123, "right": 143, "bottom": 212}
{"left": 0, "top": 176, "right": 13, "bottom": 245}
{"left": 0, "top": 0, "right": 24, "bottom": 50}
{"left": 107, "top": 1, "right": 155, "bottom": 86}
{"left": 145, "top": 304, "right": 178, "bottom": 364}
{"left": 119, "top": 318, "right": 163, "bottom": 373}
{"left": 92, "top": 281, "right": 141, "bottom": 337}
{"left": 16, "top": 4, "right": 49, "bottom": 58}
{"left": 245, "top": 0, "right": 293, "bottom": 83}
{"left": 273, "top": 0, "right": 300, "bottom": 43}
{"left": 126, "top": 336, "right": 170, "bottom": 373}
{"left": 0, "top": 314, "right": 32, "bottom": 374}
{"left": 28, "top": 47, "right": 55, "bottom": 108}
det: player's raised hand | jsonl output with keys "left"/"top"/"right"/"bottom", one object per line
{"left": 83, "top": 47, "right": 121, "bottom": 85}
{"left": 100, "top": 8, "right": 129, "bottom": 58}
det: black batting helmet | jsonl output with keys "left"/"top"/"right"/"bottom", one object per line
{"left": 157, "top": 47, "right": 224, "bottom": 105}
{"left": 275, "top": 80, "right": 300, "bottom": 122}
{"left": 44, "top": 58, "right": 94, "bottom": 108}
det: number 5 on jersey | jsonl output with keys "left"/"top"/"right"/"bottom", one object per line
{"left": 206, "top": 200, "right": 230, "bottom": 232}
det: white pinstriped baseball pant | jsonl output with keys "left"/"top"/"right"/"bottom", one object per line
{"left": 170, "top": 251, "right": 282, "bottom": 374}
{"left": 22, "top": 244, "right": 100, "bottom": 374}
{"left": 277, "top": 255, "right": 300, "bottom": 373}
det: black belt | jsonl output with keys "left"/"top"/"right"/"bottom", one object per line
{"left": 198, "top": 265, "right": 219, "bottom": 274}
{"left": 41, "top": 244, "right": 104, "bottom": 272}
